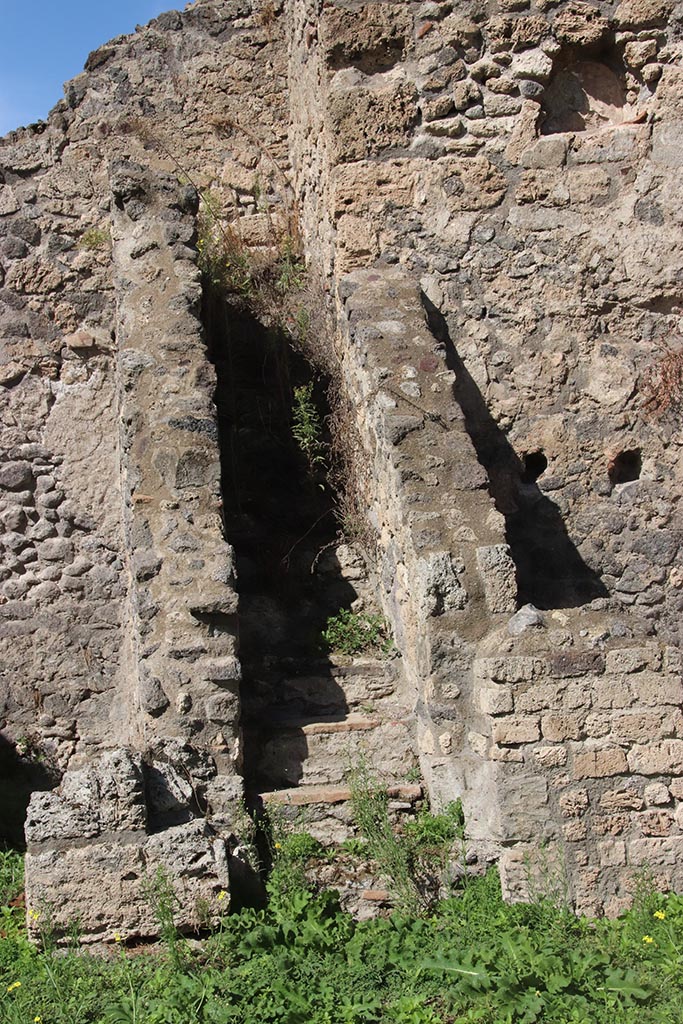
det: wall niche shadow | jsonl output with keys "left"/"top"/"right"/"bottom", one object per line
{"left": 0, "top": 733, "right": 59, "bottom": 850}
{"left": 422, "top": 297, "right": 607, "bottom": 610}
{"left": 202, "top": 293, "right": 352, "bottom": 798}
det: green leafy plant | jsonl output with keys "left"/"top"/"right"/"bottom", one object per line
{"left": 4, "top": 857, "right": 683, "bottom": 1023}
{"left": 291, "top": 382, "right": 326, "bottom": 474}
{"left": 197, "top": 192, "right": 254, "bottom": 297}
{"left": 348, "top": 761, "right": 423, "bottom": 916}
{"left": 144, "top": 867, "right": 183, "bottom": 968}
{"left": 405, "top": 800, "right": 465, "bottom": 848}
{"left": 339, "top": 836, "right": 369, "bottom": 857}
{"left": 321, "top": 608, "right": 392, "bottom": 657}
{"left": 0, "top": 850, "right": 23, "bottom": 908}
{"left": 293, "top": 306, "right": 311, "bottom": 345}
{"left": 79, "top": 226, "right": 110, "bottom": 250}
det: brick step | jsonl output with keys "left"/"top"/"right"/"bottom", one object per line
{"left": 260, "top": 782, "right": 423, "bottom": 807}
{"left": 248, "top": 715, "right": 416, "bottom": 790}
{"left": 253, "top": 782, "right": 423, "bottom": 897}
{"left": 255, "top": 782, "right": 423, "bottom": 847}
{"left": 248, "top": 712, "right": 386, "bottom": 733}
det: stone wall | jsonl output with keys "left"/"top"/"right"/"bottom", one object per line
{"left": 291, "top": 0, "right": 683, "bottom": 641}
{"left": 476, "top": 623, "right": 683, "bottom": 916}
{"left": 0, "top": 0, "right": 682, "bottom": 934}
{"left": 1, "top": 0, "right": 291, "bottom": 776}
{"left": 287, "top": 0, "right": 683, "bottom": 910}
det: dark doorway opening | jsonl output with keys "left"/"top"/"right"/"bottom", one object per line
{"left": 202, "top": 292, "right": 354, "bottom": 797}
{"left": 0, "top": 733, "right": 58, "bottom": 850}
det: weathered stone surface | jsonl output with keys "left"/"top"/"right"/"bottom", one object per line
{"left": 508, "top": 604, "right": 545, "bottom": 636}
{"left": 328, "top": 75, "right": 419, "bottom": 163}
{"left": 476, "top": 545, "right": 517, "bottom": 613}
{"left": 614, "top": 0, "right": 672, "bottom": 27}
{"left": 24, "top": 750, "right": 229, "bottom": 942}
{"left": 0, "top": 0, "right": 681, "bottom": 929}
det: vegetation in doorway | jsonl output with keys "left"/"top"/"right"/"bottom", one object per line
{"left": 291, "top": 382, "right": 326, "bottom": 475}
{"left": 197, "top": 191, "right": 254, "bottom": 297}
{"left": 124, "top": 118, "right": 307, "bottom": 320}
{"left": 0, "top": 849, "right": 23, "bottom": 907}
{"left": 125, "top": 118, "right": 375, "bottom": 558}
{"left": 348, "top": 762, "right": 464, "bottom": 917}
{"left": 321, "top": 608, "right": 392, "bottom": 657}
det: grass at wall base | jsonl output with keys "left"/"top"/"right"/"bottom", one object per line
{"left": 2, "top": 844, "right": 683, "bottom": 1024}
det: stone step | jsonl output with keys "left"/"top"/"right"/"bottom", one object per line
{"left": 243, "top": 657, "right": 404, "bottom": 718}
{"left": 255, "top": 782, "right": 423, "bottom": 847}
{"left": 248, "top": 714, "right": 416, "bottom": 790}
{"left": 254, "top": 712, "right": 386, "bottom": 734}
{"left": 260, "top": 782, "right": 423, "bottom": 806}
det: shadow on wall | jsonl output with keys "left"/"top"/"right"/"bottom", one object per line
{"left": 0, "top": 733, "right": 59, "bottom": 849}
{"left": 541, "top": 58, "right": 628, "bottom": 135}
{"left": 422, "top": 297, "right": 608, "bottom": 610}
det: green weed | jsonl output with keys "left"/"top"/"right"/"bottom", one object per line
{"left": 291, "top": 381, "right": 326, "bottom": 474}
{"left": 144, "top": 867, "right": 184, "bottom": 969}
{"left": 3, "top": 869, "right": 683, "bottom": 1022}
{"left": 79, "top": 226, "right": 110, "bottom": 250}
{"left": 197, "top": 193, "right": 254, "bottom": 297}
{"left": 348, "top": 761, "right": 423, "bottom": 916}
{"left": 0, "top": 850, "right": 23, "bottom": 907}
{"left": 275, "top": 235, "right": 306, "bottom": 294}
{"left": 321, "top": 608, "right": 392, "bottom": 657}
{"left": 4, "top": 821, "right": 683, "bottom": 1024}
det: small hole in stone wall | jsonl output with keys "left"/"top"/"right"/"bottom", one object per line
{"left": 541, "top": 56, "right": 628, "bottom": 135}
{"left": 521, "top": 450, "right": 548, "bottom": 485}
{"left": 608, "top": 449, "right": 642, "bottom": 486}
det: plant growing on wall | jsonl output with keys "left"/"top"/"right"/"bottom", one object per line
{"left": 78, "top": 226, "right": 111, "bottom": 251}
{"left": 321, "top": 608, "right": 392, "bottom": 656}
{"left": 197, "top": 199, "right": 254, "bottom": 298}
{"left": 291, "top": 382, "right": 326, "bottom": 474}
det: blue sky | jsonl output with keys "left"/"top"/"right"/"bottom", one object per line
{"left": 0, "top": 0, "right": 176, "bottom": 136}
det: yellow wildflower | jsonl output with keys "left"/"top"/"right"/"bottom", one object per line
{"left": 6, "top": 981, "right": 21, "bottom": 992}
{"left": 643, "top": 935, "right": 655, "bottom": 944}
{"left": 654, "top": 910, "right": 666, "bottom": 920}
{"left": 28, "top": 909, "right": 40, "bottom": 922}
{"left": 217, "top": 889, "right": 228, "bottom": 902}
{"left": 35, "top": 1017, "right": 42, "bottom": 1023}
{"left": 274, "top": 842, "right": 281, "bottom": 850}
{"left": 114, "top": 932, "right": 122, "bottom": 943}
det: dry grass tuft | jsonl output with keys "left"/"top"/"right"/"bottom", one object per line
{"left": 642, "top": 341, "right": 683, "bottom": 419}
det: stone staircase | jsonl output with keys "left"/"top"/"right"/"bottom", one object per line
{"left": 243, "top": 655, "right": 419, "bottom": 845}
{"left": 211, "top": 307, "right": 420, "bottom": 851}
